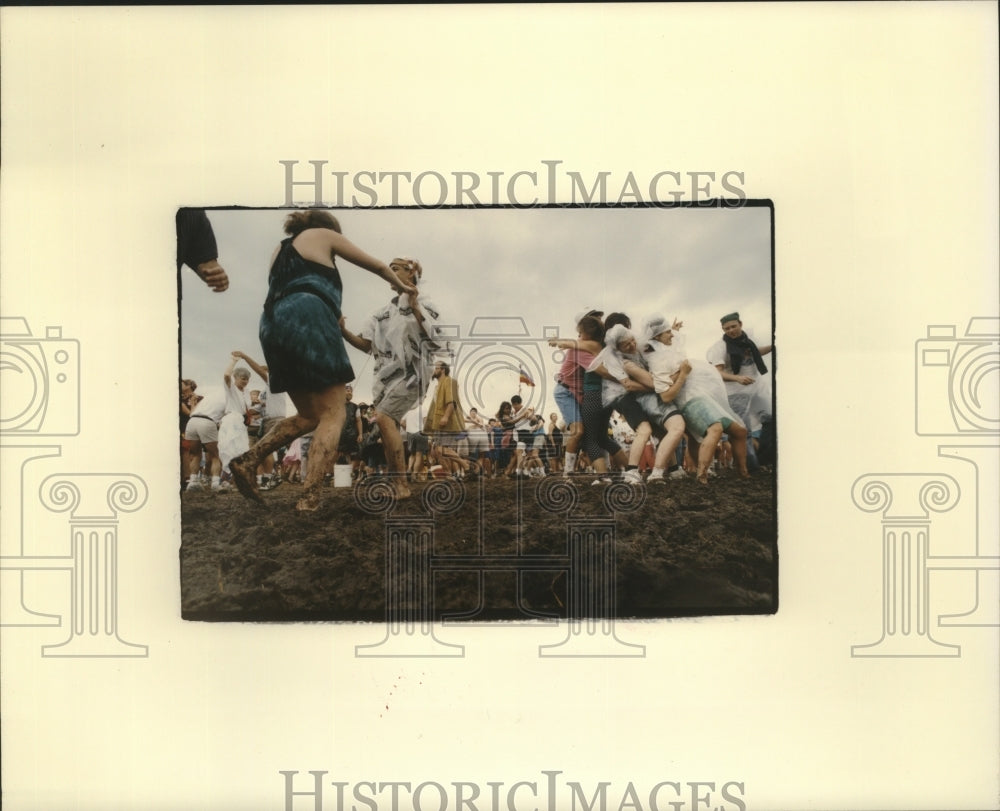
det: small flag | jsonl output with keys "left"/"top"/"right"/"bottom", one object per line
{"left": 518, "top": 365, "right": 536, "bottom": 387}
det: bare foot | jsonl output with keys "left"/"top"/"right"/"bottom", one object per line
{"left": 295, "top": 488, "right": 322, "bottom": 511}
{"left": 394, "top": 484, "right": 412, "bottom": 500}
{"left": 230, "top": 453, "right": 265, "bottom": 505}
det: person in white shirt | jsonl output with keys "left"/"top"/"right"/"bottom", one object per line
{"left": 183, "top": 357, "right": 247, "bottom": 492}
{"left": 589, "top": 322, "right": 687, "bottom": 484}
{"left": 231, "top": 350, "right": 286, "bottom": 489}
{"left": 626, "top": 315, "right": 749, "bottom": 485}
{"left": 506, "top": 394, "right": 536, "bottom": 477}
{"left": 217, "top": 355, "right": 253, "bottom": 487}
{"left": 341, "top": 258, "right": 443, "bottom": 499}
{"left": 464, "top": 407, "right": 491, "bottom": 476}
{"left": 706, "top": 311, "right": 772, "bottom": 430}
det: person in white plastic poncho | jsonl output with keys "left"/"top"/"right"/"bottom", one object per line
{"left": 340, "top": 257, "right": 444, "bottom": 500}
{"left": 587, "top": 322, "right": 689, "bottom": 484}
{"left": 623, "top": 315, "right": 750, "bottom": 485}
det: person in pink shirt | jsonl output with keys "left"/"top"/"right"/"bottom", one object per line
{"left": 548, "top": 309, "right": 604, "bottom": 477}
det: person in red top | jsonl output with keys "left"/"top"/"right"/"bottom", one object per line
{"left": 548, "top": 310, "right": 604, "bottom": 476}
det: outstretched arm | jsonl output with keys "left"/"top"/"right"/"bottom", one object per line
{"left": 296, "top": 229, "right": 415, "bottom": 296}
{"left": 232, "top": 351, "right": 268, "bottom": 382}
{"left": 548, "top": 337, "right": 603, "bottom": 354}
{"left": 339, "top": 316, "right": 373, "bottom": 354}
{"left": 223, "top": 353, "right": 238, "bottom": 387}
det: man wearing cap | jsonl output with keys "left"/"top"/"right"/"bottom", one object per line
{"left": 340, "top": 258, "right": 444, "bottom": 498}
{"left": 706, "top": 312, "right": 772, "bottom": 458}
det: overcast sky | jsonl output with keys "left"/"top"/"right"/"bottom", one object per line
{"left": 180, "top": 204, "right": 773, "bottom": 424}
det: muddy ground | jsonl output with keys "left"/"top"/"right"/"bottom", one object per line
{"left": 180, "top": 469, "right": 777, "bottom": 623}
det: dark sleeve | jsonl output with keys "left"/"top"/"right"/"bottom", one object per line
{"left": 176, "top": 208, "right": 219, "bottom": 271}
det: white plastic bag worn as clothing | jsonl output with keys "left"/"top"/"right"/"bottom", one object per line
{"left": 645, "top": 347, "right": 730, "bottom": 412}
{"left": 725, "top": 374, "right": 772, "bottom": 432}
{"left": 218, "top": 412, "right": 249, "bottom": 473}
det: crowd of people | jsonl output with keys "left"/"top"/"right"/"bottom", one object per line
{"left": 179, "top": 210, "right": 774, "bottom": 510}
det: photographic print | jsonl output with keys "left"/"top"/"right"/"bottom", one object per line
{"left": 2, "top": 5, "right": 996, "bottom": 810}
{"left": 178, "top": 204, "right": 776, "bottom": 624}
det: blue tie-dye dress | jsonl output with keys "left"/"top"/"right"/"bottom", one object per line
{"left": 259, "top": 237, "right": 355, "bottom": 394}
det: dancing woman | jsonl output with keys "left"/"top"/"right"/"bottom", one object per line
{"left": 230, "top": 210, "right": 413, "bottom": 511}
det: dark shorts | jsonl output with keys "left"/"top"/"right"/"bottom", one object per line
{"left": 614, "top": 395, "right": 653, "bottom": 433}
{"left": 613, "top": 393, "right": 681, "bottom": 439}
{"left": 408, "top": 432, "right": 430, "bottom": 454}
{"left": 338, "top": 432, "right": 360, "bottom": 454}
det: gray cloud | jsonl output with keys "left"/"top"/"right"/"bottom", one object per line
{"left": 181, "top": 205, "right": 773, "bottom": 414}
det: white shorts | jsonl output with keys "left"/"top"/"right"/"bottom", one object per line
{"left": 184, "top": 415, "right": 218, "bottom": 443}
{"left": 466, "top": 430, "right": 488, "bottom": 457}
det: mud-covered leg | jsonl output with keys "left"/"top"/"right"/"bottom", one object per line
{"left": 232, "top": 412, "right": 316, "bottom": 505}
{"left": 726, "top": 421, "right": 750, "bottom": 477}
{"left": 376, "top": 412, "right": 411, "bottom": 499}
{"left": 696, "top": 423, "right": 724, "bottom": 484}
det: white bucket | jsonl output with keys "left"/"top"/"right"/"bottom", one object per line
{"left": 333, "top": 464, "right": 353, "bottom": 488}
